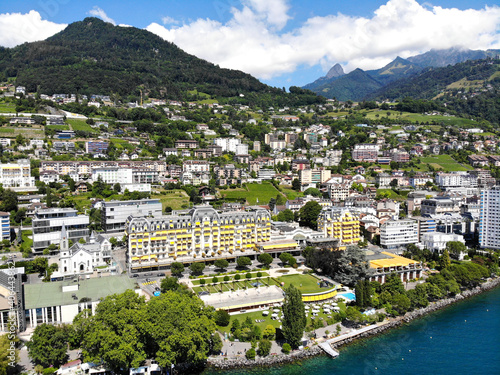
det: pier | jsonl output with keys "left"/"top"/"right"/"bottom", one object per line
{"left": 319, "top": 342, "right": 339, "bottom": 358}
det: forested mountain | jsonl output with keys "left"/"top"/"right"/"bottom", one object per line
{"left": 0, "top": 17, "right": 286, "bottom": 101}
{"left": 303, "top": 47, "right": 500, "bottom": 101}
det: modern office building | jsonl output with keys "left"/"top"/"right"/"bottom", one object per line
{"left": 85, "top": 141, "right": 109, "bottom": 154}
{"left": 102, "top": 199, "right": 163, "bottom": 232}
{"left": 0, "top": 212, "right": 10, "bottom": 241}
{"left": 380, "top": 219, "right": 418, "bottom": 249}
{"left": 479, "top": 186, "right": 500, "bottom": 250}
{"left": 411, "top": 216, "right": 437, "bottom": 242}
{"left": 31, "top": 208, "right": 89, "bottom": 252}
{"left": 420, "top": 197, "right": 459, "bottom": 216}
{"left": 352, "top": 144, "right": 379, "bottom": 163}
{"left": 317, "top": 207, "right": 361, "bottom": 249}
{"left": 126, "top": 205, "right": 271, "bottom": 271}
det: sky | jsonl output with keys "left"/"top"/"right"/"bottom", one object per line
{"left": 0, "top": 0, "right": 499, "bottom": 89}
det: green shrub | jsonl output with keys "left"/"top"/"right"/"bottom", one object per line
{"left": 200, "top": 279, "right": 206, "bottom": 285}
{"left": 282, "top": 343, "right": 291, "bottom": 354}
{"left": 235, "top": 274, "right": 241, "bottom": 281}
{"left": 257, "top": 339, "right": 271, "bottom": 357}
{"left": 246, "top": 272, "right": 252, "bottom": 279}
{"left": 257, "top": 272, "right": 263, "bottom": 278}
{"left": 223, "top": 275, "right": 230, "bottom": 282}
{"left": 212, "top": 276, "right": 218, "bottom": 283}
{"left": 245, "top": 348, "right": 256, "bottom": 360}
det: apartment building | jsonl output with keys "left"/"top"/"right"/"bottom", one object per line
{"left": 126, "top": 206, "right": 272, "bottom": 270}
{"left": 380, "top": 219, "right": 418, "bottom": 249}
{"left": 435, "top": 172, "right": 478, "bottom": 189}
{"left": 102, "top": 199, "right": 163, "bottom": 232}
{"left": 352, "top": 144, "right": 379, "bottom": 163}
{"left": 317, "top": 207, "right": 361, "bottom": 249}
{"left": 479, "top": 186, "right": 500, "bottom": 250}
{"left": 85, "top": 141, "right": 109, "bottom": 154}
{"left": 0, "top": 212, "right": 10, "bottom": 241}
{"left": 31, "top": 208, "right": 89, "bottom": 252}
{"left": 298, "top": 168, "right": 332, "bottom": 186}
{"left": 0, "top": 159, "right": 35, "bottom": 188}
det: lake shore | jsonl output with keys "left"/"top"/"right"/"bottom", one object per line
{"left": 207, "top": 276, "right": 500, "bottom": 371}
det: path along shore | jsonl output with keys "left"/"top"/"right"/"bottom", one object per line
{"left": 207, "top": 276, "right": 500, "bottom": 371}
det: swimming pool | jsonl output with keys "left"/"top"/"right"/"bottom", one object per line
{"left": 337, "top": 292, "right": 356, "bottom": 301}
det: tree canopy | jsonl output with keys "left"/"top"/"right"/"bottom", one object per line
{"left": 282, "top": 285, "right": 306, "bottom": 348}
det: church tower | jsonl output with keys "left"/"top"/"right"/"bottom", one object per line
{"left": 60, "top": 222, "right": 69, "bottom": 252}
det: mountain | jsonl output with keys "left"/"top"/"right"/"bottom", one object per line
{"left": 303, "top": 47, "right": 500, "bottom": 101}
{"left": 313, "top": 68, "right": 383, "bottom": 101}
{"left": 303, "top": 63, "right": 345, "bottom": 91}
{"left": 0, "top": 17, "right": 273, "bottom": 99}
{"left": 407, "top": 47, "right": 500, "bottom": 68}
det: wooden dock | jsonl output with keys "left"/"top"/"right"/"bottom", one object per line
{"left": 319, "top": 342, "right": 339, "bottom": 358}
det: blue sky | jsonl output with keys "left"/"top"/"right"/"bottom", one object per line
{"left": 0, "top": 0, "right": 499, "bottom": 89}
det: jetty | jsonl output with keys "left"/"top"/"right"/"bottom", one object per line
{"left": 318, "top": 342, "right": 339, "bottom": 358}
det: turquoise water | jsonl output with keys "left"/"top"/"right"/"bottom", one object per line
{"left": 337, "top": 292, "right": 356, "bottom": 301}
{"left": 205, "top": 286, "right": 500, "bottom": 375}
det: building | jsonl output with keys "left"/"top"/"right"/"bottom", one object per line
{"left": 479, "top": 186, "right": 500, "bottom": 250}
{"left": 183, "top": 160, "right": 210, "bottom": 173}
{"left": 126, "top": 206, "right": 271, "bottom": 271}
{"left": 32, "top": 208, "right": 89, "bottom": 252}
{"left": 85, "top": 141, "right": 109, "bottom": 154}
{"left": 317, "top": 207, "right": 361, "bottom": 249}
{"left": 435, "top": 172, "right": 478, "bottom": 189}
{"left": 0, "top": 212, "right": 10, "bottom": 241}
{"left": 91, "top": 167, "right": 159, "bottom": 186}
{"left": 411, "top": 216, "right": 437, "bottom": 242}
{"left": 352, "top": 144, "right": 379, "bottom": 163}
{"left": 58, "top": 228, "right": 112, "bottom": 275}
{"left": 298, "top": 168, "right": 332, "bottom": 187}
{"left": 380, "top": 219, "right": 418, "bottom": 249}
{"left": 0, "top": 159, "right": 35, "bottom": 188}
{"left": 175, "top": 140, "right": 199, "bottom": 149}
{"left": 421, "top": 197, "right": 458, "bottom": 216}
{"left": 368, "top": 251, "right": 423, "bottom": 284}
{"left": 0, "top": 267, "right": 25, "bottom": 332}
{"left": 23, "top": 275, "right": 137, "bottom": 329}
{"left": 102, "top": 199, "right": 163, "bottom": 233}
{"left": 421, "top": 232, "right": 465, "bottom": 253}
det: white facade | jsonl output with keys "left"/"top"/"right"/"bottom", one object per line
{"left": 0, "top": 159, "right": 35, "bottom": 188}
{"left": 214, "top": 138, "right": 242, "bottom": 153}
{"left": 92, "top": 167, "right": 133, "bottom": 184}
{"left": 435, "top": 172, "right": 478, "bottom": 189}
{"left": 380, "top": 219, "right": 418, "bottom": 249}
{"left": 421, "top": 232, "right": 465, "bottom": 253}
{"left": 479, "top": 187, "right": 500, "bottom": 250}
{"left": 183, "top": 160, "right": 210, "bottom": 173}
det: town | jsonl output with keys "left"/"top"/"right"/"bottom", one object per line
{"left": 0, "top": 80, "right": 498, "bottom": 374}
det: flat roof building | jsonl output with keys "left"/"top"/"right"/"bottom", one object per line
{"left": 102, "top": 199, "right": 163, "bottom": 233}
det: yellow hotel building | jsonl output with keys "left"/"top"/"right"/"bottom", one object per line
{"left": 317, "top": 207, "right": 361, "bottom": 249}
{"left": 126, "top": 206, "right": 272, "bottom": 270}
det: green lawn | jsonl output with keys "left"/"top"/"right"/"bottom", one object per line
{"left": 276, "top": 274, "right": 326, "bottom": 294}
{"left": 0, "top": 102, "right": 15, "bottom": 113}
{"left": 47, "top": 124, "right": 70, "bottom": 131}
{"left": 151, "top": 189, "right": 190, "bottom": 211}
{"left": 0, "top": 128, "right": 14, "bottom": 133}
{"left": 280, "top": 186, "right": 303, "bottom": 201}
{"left": 418, "top": 155, "right": 472, "bottom": 171}
{"left": 221, "top": 182, "right": 281, "bottom": 205}
{"left": 67, "top": 119, "right": 96, "bottom": 133}
{"left": 376, "top": 188, "right": 407, "bottom": 201}
{"left": 192, "top": 272, "right": 271, "bottom": 285}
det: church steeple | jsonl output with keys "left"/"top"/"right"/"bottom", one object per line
{"left": 60, "top": 222, "right": 69, "bottom": 251}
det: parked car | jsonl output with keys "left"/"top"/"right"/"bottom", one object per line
{"left": 157, "top": 272, "right": 165, "bottom": 277}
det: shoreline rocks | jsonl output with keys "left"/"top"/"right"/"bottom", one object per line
{"left": 207, "top": 277, "right": 500, "bottom": 371}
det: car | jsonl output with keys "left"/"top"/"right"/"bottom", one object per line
{"left": 132, "top": 274, "right": 139, "bottom": 278}
{"left": 155, "top": 287, "right": 160, "bottom": 291}
{"left": 157, "top": 272, "right": 165, "bottom": 277}
{"left": 146, "top": 278, "right": 150, "bottom": 282}
{"left": 143, "top": 273, "right": 151, "bottom": 276}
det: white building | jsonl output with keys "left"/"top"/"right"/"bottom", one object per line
{"left": 214, "top": 138, "right": 243, "bottom": 153}
{"left": 421, "top": 232, "right": 465, "bottom": 253}
{"left": 435, "top": 172, "right": 478, "bottom": 189}
{"left": 380, "top": 219, "right": 418, "bottom": 249}
{"left": 0, "top": 159, "right": 35, "bottom": 188}
{"left": 479, "top": 186, "right": 500, "bottom": 250}
{"left": 102, "top": 199, "right": 163, "bottom": 232}
{"left": 183, "top": 160, "right": 210, "bottom": 173}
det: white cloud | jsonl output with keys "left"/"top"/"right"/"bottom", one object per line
{"left": 88, "top": 6, "right": 116, "bottom": 26}
{"left": 147, "top": 0, "right": 500, "bottom": 79}
{"left": 161, "top": 16, "right": 179, "bottom": 25}
{"left": 0, "top": 10, "right": 66, "bottom": 48}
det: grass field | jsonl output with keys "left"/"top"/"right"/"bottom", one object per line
{"left": 279, "top": 186, "right": 303, "bottom": 200}
{"left": 0, "top": 102, "right": 15, "bottom": 113}
{"left": 221, "top": 182, "right": 281, "bottom": 205}
{"left": 376, "top": 188, "right": 407, "bottom": 201}
{"left": 0, "top": 128, "right": 14, "bottom": 133}
{"left": 47, "top": 124, "right": 70, "bottom": 131}
{"left": 276, "top": 274, "right": 327, "bottom": 294}
{"left": 67, "top": 119, "right": 96, "bottom": 133}
{"left": 418, "top": 155, "right": 472, "bottom": 171}
{"left": 151, "top": 189, "right": 190, "bottom": 211}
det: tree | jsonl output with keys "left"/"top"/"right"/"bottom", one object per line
{"left": 257, "top": 253, "right": 273, "bottom": 267}
{"left": 268, "top": 198, "right": 276, "bottom": 212}
{"left": 298, "top": 201, "right": 322, "bottom": 230}
{"left": 282, "top": 343, "right": 291, "bottom": 354}
{"left": 214, "top": 259, "right": 229, "bottom": 270}
{"left": 282, "top": 285, "right": 306, "bottom": 348}
{"left": 445, "top": 241, "right": 467, "bottom": 259}
{"left": 439, "top": 249, "right": 451, "bottom": 270}
{"left": 236, "top": 256, "right": 251, "bottom": 268}
{"left": 170, "top": 262, "right": 185, "bottom": 276}
{"left": 0, "top": 189, "right": 17, "bottom": 212}
{"left": 214, "top": 310, "right": 230, "bottom": 327}
{"left": 279, "top": 252, "right": 296, "bottom": 266}
{"left": 292, "top": 178, "right": 301, "bottom": 191}
{"left": 0, "top": 333, "right": 19, "bottom": 375}
{"left": 276, "top": 209, "right": 294, "bottom": 222}
{"left": 160, "top": 277, "right": 180, "bottom": 292}
{"left": 245, "top": 348, "right": 256, "bottom": 360}
{"left": 189, "top": 262, "right": 205, "bottom": 275}
{"left": 27, "top": 324, "right": 68, "bottom": 368}
{"left": 262, "top": 324, "right": 276, "bottom": 340}
{"left": 257, "top": 339, "right": 272, "bottom": 357}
